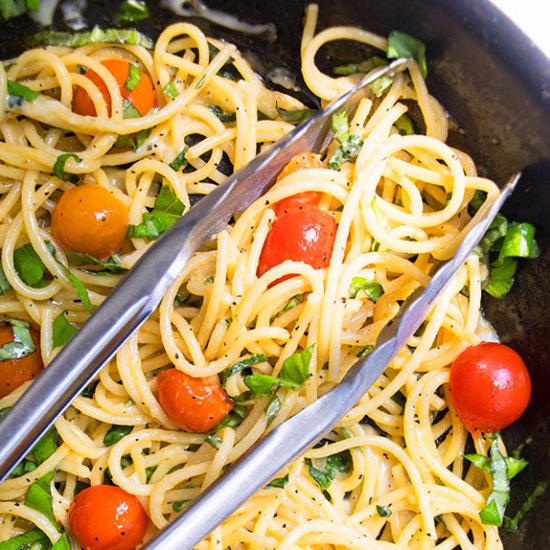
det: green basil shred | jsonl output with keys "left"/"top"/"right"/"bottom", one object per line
{"left": 117, "top": 0, "right": 150, "bottom": 23}
{"left": 349, "top": 277, "right": 384, "bottom": 302}
{"left": 53, "top": 153, "right": 82, "bottom": 182}
{"left": 276, "top": 105, "right": 317, "bottom": 125}
{"left": 328, "top": 111, "right": 363, "bottom": 170}
{"left": 52, "top": 311, "right": 77, "bottom": 349}
{"left": 162, "top": 81, "right": 180, "bottom": 99}
{"left": 0, "top": 319, "right": 35, "bottom": 361}
{"left": 125, "top": 64, "right": 142, "bottom": 92}
{"left": 29, "top": 27, "right": 153, "bottom": 49}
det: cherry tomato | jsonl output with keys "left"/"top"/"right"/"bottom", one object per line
{"left": 73, "top": 59, "right": 157, "bottom": 117}
{"left": 273, "top": 152, "right": 325, "bottom": 216}
{"left": 51, "top": 184, "right": 128, "bottom": 259}
{"left": 157, "top": 368, "right": 233, "bottom": 433}
{"left": 69, "top": 485, "right": 148, "bottom": 550}
{"left": 449, "top": 342, "right": 531, "bottom": 434}
{"left": 257, "top": 204, "right": 337, "bottom": 282}
{"left": 0, "top": 322, "right": 43, "bottom": 399}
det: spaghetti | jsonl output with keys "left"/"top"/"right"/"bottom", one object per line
{"left": 0, "top": 3, "right": 514, "bottom": 549}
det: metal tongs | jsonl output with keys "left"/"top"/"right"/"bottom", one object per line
{"left": 0, "top": 58, "right": 518, "bottom": 548}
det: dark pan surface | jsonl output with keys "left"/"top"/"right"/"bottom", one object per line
{"left": 1, "top": 1, "right": 549, "bottom": 547}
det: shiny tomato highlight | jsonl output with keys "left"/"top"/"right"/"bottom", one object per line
{"left": 51, "top": 184, "right": 129, "bottom": 259}
{"left": 68, "top": 485, "right": 148, "bottom": 550}
{"left": 449, "top": 341, "right": 531, "bottom": 433}
{"left": 157, "top": 368, "right": 233, "bottom": 433}
{"left": 257, "top": 204, "right": 337, "bottom": 282}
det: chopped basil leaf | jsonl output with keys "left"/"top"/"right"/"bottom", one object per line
{"left": 80, "top": 380, "right": 98, "bottom": 398}
{"left": 474, "top": 214, "right": 508, "bottom": 257}
{"left": 244, "top": 346, "right": 313, "bottom": 397}
{"left": 0, "top": 319, "right": 36, "bottom": 361}
{"left": 25, "top": 0, "right": 40, "bottom": 11}
{"left": 390, "top": 390, "right": 407, "bottom": 408}
{"left": 172, "top": 500, "right": 189, "bottom": 512}
{"left": 66, "top": 251, "right": 127, "bottom": 275}
{"left": 265, "top": 395, "right": 281, "bottom": 425}
{"left": 0, "top": 265, "right": 11, "bottom": 294}
{"left": 332, "top": 55, "right": 387, "bottom": 76}
{"left": 394, "top": 113, "right": 415, "bottom": 135}
{"left": 162, "top": 81, "right": 180, "bottom": 99}
{"left": 331, "top": 110, "right": 349, "bottom": 143}
{"left": 118, "top": 0, "right": 150, "bottom": 23}
{"left": 208, "top": 104, "right": 237, "bottom": 123}
{"left": 33, "top": 427, "right": 59, "bottom": 465}
{"left": 376, "top": 504, "right": 392, "bottom": 517}
{"left": 276, "top": 105, "right": 316, "bottom": 125}
{"left": 305, "top": 451, "right": 351, "bottom": 497}
{"left": 272, "top": 293, "right": 305, "bottom": 319}
{"left": 357, "top": 345, "right": 374, "bottom": 358}
{"left": 53, "top": 153, "right": 81, "bottom": 183}
{"left": 280, "top": 345, "right": 314, "bottom": 386}
{"left": 466, "top": 434, "right": 528, "bottom": 526}
{"left": 168, "top": 146, "right": 189, "bottom": 172}
{"left": 266, "top": 474, "right": 289, "bottom": 489}
{"left": 125, "top": 64, "right": 142, "bottom": 92}
{"left": 0, "top": 0, "right": 27, "bottom": 20}
{"left": 328, "top": 111, "right": 363, "bottom": 170}
{"left": 0, "top": 528, "right": 49, "bottom": 550}
{"left": 217, "top": 68, "right": 239, "bottom": 81}
{"left": 244, "top": 373, "right": 298, "bottom": 396}
{"left": 368, "top": 74, "right": 394, "bottom": 97}
{"left": 155, "top": 185, "right": 185, "bottom": 215}
{"left": 214, "top": 402, "right": 247, "bottom": 431}
{"left": 103, "top": 425, "right": 133, "bottom": 446}
{"left": 25, "top": 471, "right": 57, "bottom": 527}
{"left": 484, "top": 257, "right": 518, "bottom": 299}
{"left": 476, "top": 214, "right": 539, "bottom": 299}
{"left": 7, "top": 80, "right": 40, "bottom": 108}
{"left": 55, "top": 263, "right": 93, "bottom": 313}
{"left": 14, "top": 243, "right": 50, "bottom": 287}
{"left": 387, "top": 30, "right": 428, "bottom": 77}
{"left": 504, "top": 480, "right": 548, "bottom": 533}
{"left": 222, "top": 353, "right": 267, "bottom": 385}
{"left": 499, "top": 222, "right": 540, "bottom": 260}
{"left": 205, "top": 434, "right": 222, "bottom": 449}
{"left": 349, "top": 277, "right": 384, "bottom": 302}
{"left": 52, "top": 311, "right": 77, "bottom": 349}
{"left": 469, "top": 190, "right": 486, "bottom": 214}
{"left": 306, "top": 458, "right": 332, "bottom": 491}
{"left": 123, "top": 98, "right": 141, "bottom": 119}
{"left": 128, "top": 185, "right": 185, "bottom": 241}
{"left": 29, "top": 27, "right": 153, "bottom": 48}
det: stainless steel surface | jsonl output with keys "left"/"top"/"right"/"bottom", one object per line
{"left": 0, "top": 59, "right": 407, "bottom": 482}
{"left": 144, "top": 175, "right": 520, "bottom": 550}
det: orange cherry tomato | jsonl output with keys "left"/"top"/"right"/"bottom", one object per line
{"left": 73, "top": 59, "right": 157, "bottom": 117}
{"left": 273, "top": 152, "right": 325, "bottom": 216}
{"left": 257, "top": 204, "right": 337, "bottom": 283}
{"left": 51, "top": 184, "right": 128, "bottom": 259}
{"left": 0, "top": 322, "right": 43, "bottom": 399}
{"left": 157, "top": 368, "right": 233, "bottom": 433}
{"left": 69, "top": 485, "right": 148, "bottom": 550}
{"left": 449, "top": 342, "right": 531, "bottom": 434}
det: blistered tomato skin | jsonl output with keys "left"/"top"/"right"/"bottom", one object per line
{"left": 73, "top": 59, "right": 157, "bottom": 117}
{"left": 51, "top": 184, "right": 129, "bottom": 259}
{"left": 157, "top": 368, "right": 233, "bottom": 433}
{"left": 257, "top": 204, "right": 337, "bottom": 282}
{"left": 449, "top": 342, "right": 531, "bottom": 434}
{"left": 68, "top": 485, "right": 149, "bottom": 550}
{"left": 0, "top": 323, "right": 43, "bottom": 399}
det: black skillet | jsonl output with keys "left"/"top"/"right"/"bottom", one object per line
{"left": 1, "top": 0, "right": 549, "bottom": 547}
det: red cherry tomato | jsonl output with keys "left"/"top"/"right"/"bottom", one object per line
{"left": 257, "top": 204, "right": 337, "bottom": 282}
{"left": 449, "top": 342, "right": 531, "bottom": 433}
{"left": 0, "top": 322, "right": 43, "bottom": 399}
{"left": 73, "top": 59, "right": 156, "bottom": 117}
{"left": 51, "top": 184, "right": 128, "bottom": 259}
{"left": 273, "top": 152, "right": 325, "bottom": 216}
{"left": 157, "top": 368, "right": 233, "bottom": 433}
{"left": 68, "top": 485, "right": 148, "bottom": 550}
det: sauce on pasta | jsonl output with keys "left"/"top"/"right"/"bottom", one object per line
{"left": 0, "top": 3, "right": 526, "bottom": 549}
